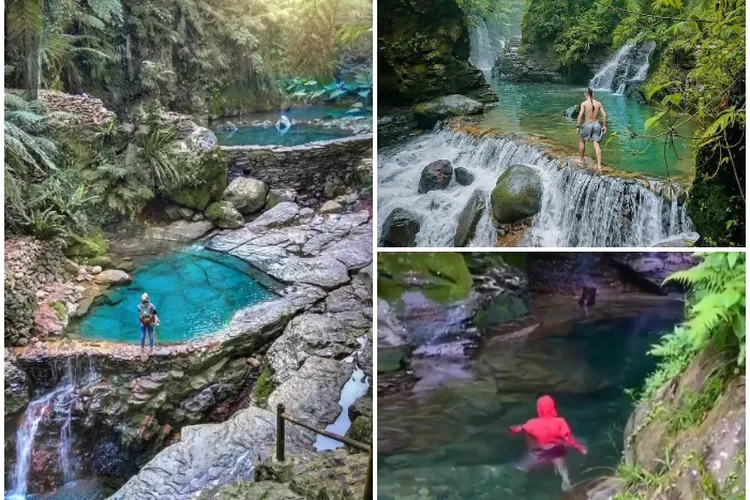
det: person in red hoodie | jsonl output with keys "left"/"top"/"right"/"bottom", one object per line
{"left": 509, "top": 395, "right": 587, "bottom": 491}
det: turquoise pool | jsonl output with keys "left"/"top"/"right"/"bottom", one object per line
{"left": 75, "top": 246, "right": 274, "bottom": 344}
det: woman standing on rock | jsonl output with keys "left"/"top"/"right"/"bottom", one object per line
{"left": 138, "top": 293, "right": 160, "bottom": 349}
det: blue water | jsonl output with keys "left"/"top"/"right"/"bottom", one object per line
{"left": 76, "top": 246, "right": 274, "bottom": 344}
{"left": 214, "top": 106, "right": 372, "bottom": 146}
{"left": 378, "top": 300, "right": 684, "bottom": 499}
{"left": 480, "top": 81, "right": 696, "bottom": 178}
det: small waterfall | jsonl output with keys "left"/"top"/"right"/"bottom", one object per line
{"left": 8, "top": 358, "right": 99, "bottom": 499}
{"left": 469, "top": 17, "right": 505, "bottom": 72}
{"left": 9, "top": 376, "right": 76, "bottom": 498}
{"left": 590, "top": 40, "right": 656, "bottom": 93}
{"left": 378, "top": 129, "right": 695, "bottom": 247}
{"left": 314, "top": 335, "right": 370, "bottom": 451}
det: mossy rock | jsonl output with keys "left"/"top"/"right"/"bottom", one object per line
{"left": 490, "top": 165, "right": 543, "bottom": 224}
{"left": 65, "top": 229, "right": 110, "bottom": 259}
{"left": 50, "top": 301, "right": 67, "bottom": 322}
{"left": 205, "top": 201, "right": 244, "bottom": 229}
{"left": 253, "top": 363, "right": 276, "bottom": 407}
{"left": 87, "top": 255, "right": 113, "bottom": 269}
{"left": 377, "top": 252, "right": 472, "bottom": 304}
{"left": 165, "top": 130, "right": 228, "bottom": 211}
{"left": 195, "top": 481, "right": 303, "bottom": 500}
{"left": 346, "top": 415, "right": 372, "bottom": 449}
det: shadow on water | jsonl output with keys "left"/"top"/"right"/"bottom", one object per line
{"left": 377, "top": 298, "right": 684, "bottom": 500}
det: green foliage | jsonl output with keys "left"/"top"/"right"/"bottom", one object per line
{"left": 378, "top": 252, "right": 473, "bottom": 304}
{"left": 253, "top": 363, "right": 276, "bottom": 407}
{"left": 80, "top": 105, "right": 183, "bottom": 218}
{"left": 641, "top": 252, "right": 745, "bottom": 401}
{"left": 666, "top": 371, "right": 726, "bottom": 433}
{"left": 279, "top": 68, "right": 372, "bottom": 112}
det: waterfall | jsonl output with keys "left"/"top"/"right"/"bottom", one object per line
{"left": 9, "top": 376, "right": 76, "bottom": 498}
{"left": 378, "top": 129, "right": 695, "bottom": 248}
{"left": 590, "top": 41, "right": 656, "bottom": 93}
{"left": 469, "top": 17, "right": 505, "bottom": 72}
{"left": 314, "top": 335, "right": 370, "bottom": 451}
{"left": 8, "top": 358, "right": 99, "bottom": 499}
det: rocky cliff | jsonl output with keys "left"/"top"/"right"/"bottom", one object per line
{"left": 378, "top": 0, "right": 497, "bottom": 106}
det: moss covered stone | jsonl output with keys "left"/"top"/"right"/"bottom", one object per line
{"left": 165, "top": 129, "right": 228, "bottom": 211}
{"left": 378, "top": 252, "right": 472, "bottom": 304}
{"left": 50, "top": 301, "right": 67, "bottom": 322}
{"left": 490, "top": 165, "right": 543, "bottom": 224}
{"left": 253, "top": 363, "right": 276, "bottom": 407}
{"left": 205, "top": 201, "right": 244, "bottom": 229}
{"left": 65, "top": 229, "right": 110, "bottom": 259}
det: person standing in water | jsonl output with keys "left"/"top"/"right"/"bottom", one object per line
{"left": 576, "top": 88, "right": 607, "bottom": 172}
{"left": 510, "top": 395, "right": 587, "bottom": 491}
{"left": 137, "top": 293, "right": 160, "bottom": 349}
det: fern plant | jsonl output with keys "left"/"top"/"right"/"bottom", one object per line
{"left": 641, "top": 252, "right": 745, "bottom": 400}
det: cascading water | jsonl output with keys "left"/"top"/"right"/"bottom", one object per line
{"left": 7, "top": 358, "right": 100, "bottom": 499}
{"left": 590, "top": 40, "right": 656, "bottom": 93}
{"left": 378, "top": 129, "right": 695, "bottom": 247}
{"left": 469, "top": 17, "right": 505, "bottom": 72}
{"left": 8, "top": 374, "right": 76, "bottom": 499}
{"left": 314, "top": 335, "right": 370, "bottom": 451}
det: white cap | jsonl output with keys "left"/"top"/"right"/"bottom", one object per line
{"left": 141, "top": 293, "right": 149, "bottom": 301}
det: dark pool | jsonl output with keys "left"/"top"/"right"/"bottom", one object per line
{"left": 75, "top": 245, "right": 274, "bottom": 344}
{"left": 377, "top": 299, "right": 684, "bottom": 499}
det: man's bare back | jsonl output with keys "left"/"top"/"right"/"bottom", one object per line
{"left": 581, "top": 99, "right": 601, "bottom": 123}
{"left": 576, "top": 88, "right": 607, "bottom": 171}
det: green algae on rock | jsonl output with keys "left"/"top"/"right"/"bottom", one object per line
{"left": 377, "top": 252, "right": 473, "bottom": 304}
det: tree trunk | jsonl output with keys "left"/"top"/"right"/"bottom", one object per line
{"left": 23, "top": 0, "right": 43, "bottom": 100}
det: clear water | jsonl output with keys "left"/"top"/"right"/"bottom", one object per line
{"left": 7, "top": 479, "right": 117, "bottom": 500}
{"left": 480, "top": 81, "right": 696, "bottom": 178}
{"left": 75, "top": 246, "right": 274, "bottom": 344}
{"left": 378, "top": 301, "right": 684, "bottom": 499}
{"left": 214, "top": 106, "right": 372, "bottom": 146}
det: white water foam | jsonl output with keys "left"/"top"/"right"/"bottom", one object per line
{"left": 378, "top": 128, "right": 695, "bottom": 247}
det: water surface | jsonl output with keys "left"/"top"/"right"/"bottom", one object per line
{"left": 378, "top": 300, "right": 683, "bottom": 499}
{"left": 480, "top": 80, "right": 696, "bottom": 178}
{"left": 76, "top": 246, "right": 274, "bottom": 344}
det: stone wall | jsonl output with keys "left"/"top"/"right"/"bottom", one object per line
{"left": 222, "top": 134, "right": 372, "bottom": 198}
{"left": 5, "top": 237, "right": 69, "bottom": 346}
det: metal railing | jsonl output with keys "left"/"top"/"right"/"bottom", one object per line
{"left": 276, "top": 403, "right": 373, "bottom": 500}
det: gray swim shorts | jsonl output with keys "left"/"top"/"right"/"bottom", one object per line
{"left": 580, "top": 122, "right": 603, "bottom": 142}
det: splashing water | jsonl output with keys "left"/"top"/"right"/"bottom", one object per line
{"left": 378, "top": 129, "right": 695, "bottom": 247}
{"left": 8, "top": 370, "right": 77, "bottom": 499}
{"left": 275, "top": 115, "right": 291, "bottom": 134}
{"left": 590, "top": 40, "right": 656, "bottom": 93}
{"left": 314, "top": 335, "right": 370, "bottom": 451}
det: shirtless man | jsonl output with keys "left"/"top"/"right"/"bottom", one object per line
{"left": 576, "top": 88, "right": 607, "bottom": 171}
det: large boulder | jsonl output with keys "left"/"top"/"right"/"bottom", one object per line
{"left": 223, "top": 177, "right": 268, "bottom": 214}
{"left": 490, "top": 165, "right": 543, "bottom": 223}
{"left": 413, "top": 94, "right": 484, "bottom": 129}
{"left": 454, "top": 189, "right": 485, "bottom": 247}
{"left": 380, "top": 208, "right": 420, "bottom": 247}
{"left": 265, "top": 188, "right": 297, "bottom": 209}
{"left": 165, "top": 127, "right": 227, "bottom": 211}
{"left": 93, "top": 269, "right": 132, "bottom": 285}
{"left": 418, "top": 159, "right": 453, "bottom": 194}
{"left": 205, "top": 201, "right": 244, "bottom": 229}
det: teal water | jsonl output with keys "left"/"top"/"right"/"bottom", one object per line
{"left": 480, "top": 80, "right": 696, "bottom": 178}
{"left": 214, "top": 106, "right": 372, "bottom": 146}
{"left": 378, "top": 302, "right": 683, "bottom": 499}
{"left": 75, "top": 246, "right": 274, "bottom": 344}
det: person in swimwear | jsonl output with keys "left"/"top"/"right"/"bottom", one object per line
{"left": 509, "top": 395, "right": 587, "bottom": 491}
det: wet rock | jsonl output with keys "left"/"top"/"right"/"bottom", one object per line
{"left": 223, "top": 177, "right": 268, "bottom": 214}
{"left": 491, "top": 165, "right": 543, "bottom": 223}
{"left": 5, "top": 351, "right": 30, "bottom": 416}
{"left": 454, "top": 167, "right": 474, "bottom": 186}
{"left": 319, "top": 200, "right": 344, "bottom": 214}
{"left": 144, "top": 220, "right": 215, "bottom": 242}
{"left": 266, "top": 314, "right": 361, "bottom": 385}
{"left": 164, "top": 204, "right": 182, "bottom": 220}
{"left": 177, "top": 206, "right": 195, "bottom": 219}
{"left": 418, "top": 159, "right": 453, "bottom": 194}
{"left": 267, "top": 357, "right": 354, "bottom": 443}
{"left": 63, "top": 258, "right": 80, "bottom": 274}
{"left": 610, "top": 252, "right": 697, "bottom": 294}
{"left": 413, "top": 94, "right": 484, "bottom": 129}
{"left": 266, "top": 188, "right": 297, "bottom": 209}
{"left": 205, "top": 201, "right": 244, "bottom": 229}
{"left": 248, "top": 202, "right": 300, "bottom": 230}
{"left": 94, "top": 269, "right": 132, "bottom": 285}
{"left": 454, "top": 188, "right": 485, "bottom": 247}
{"left": 380, "top": 208, "right": 420, "bottom": 247}
{"left": 110, "top": 407, "right": 308, "bottom": 499}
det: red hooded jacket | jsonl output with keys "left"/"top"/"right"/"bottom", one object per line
{"left": 509, "top": 395, "right": 587, "bottom": 454}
